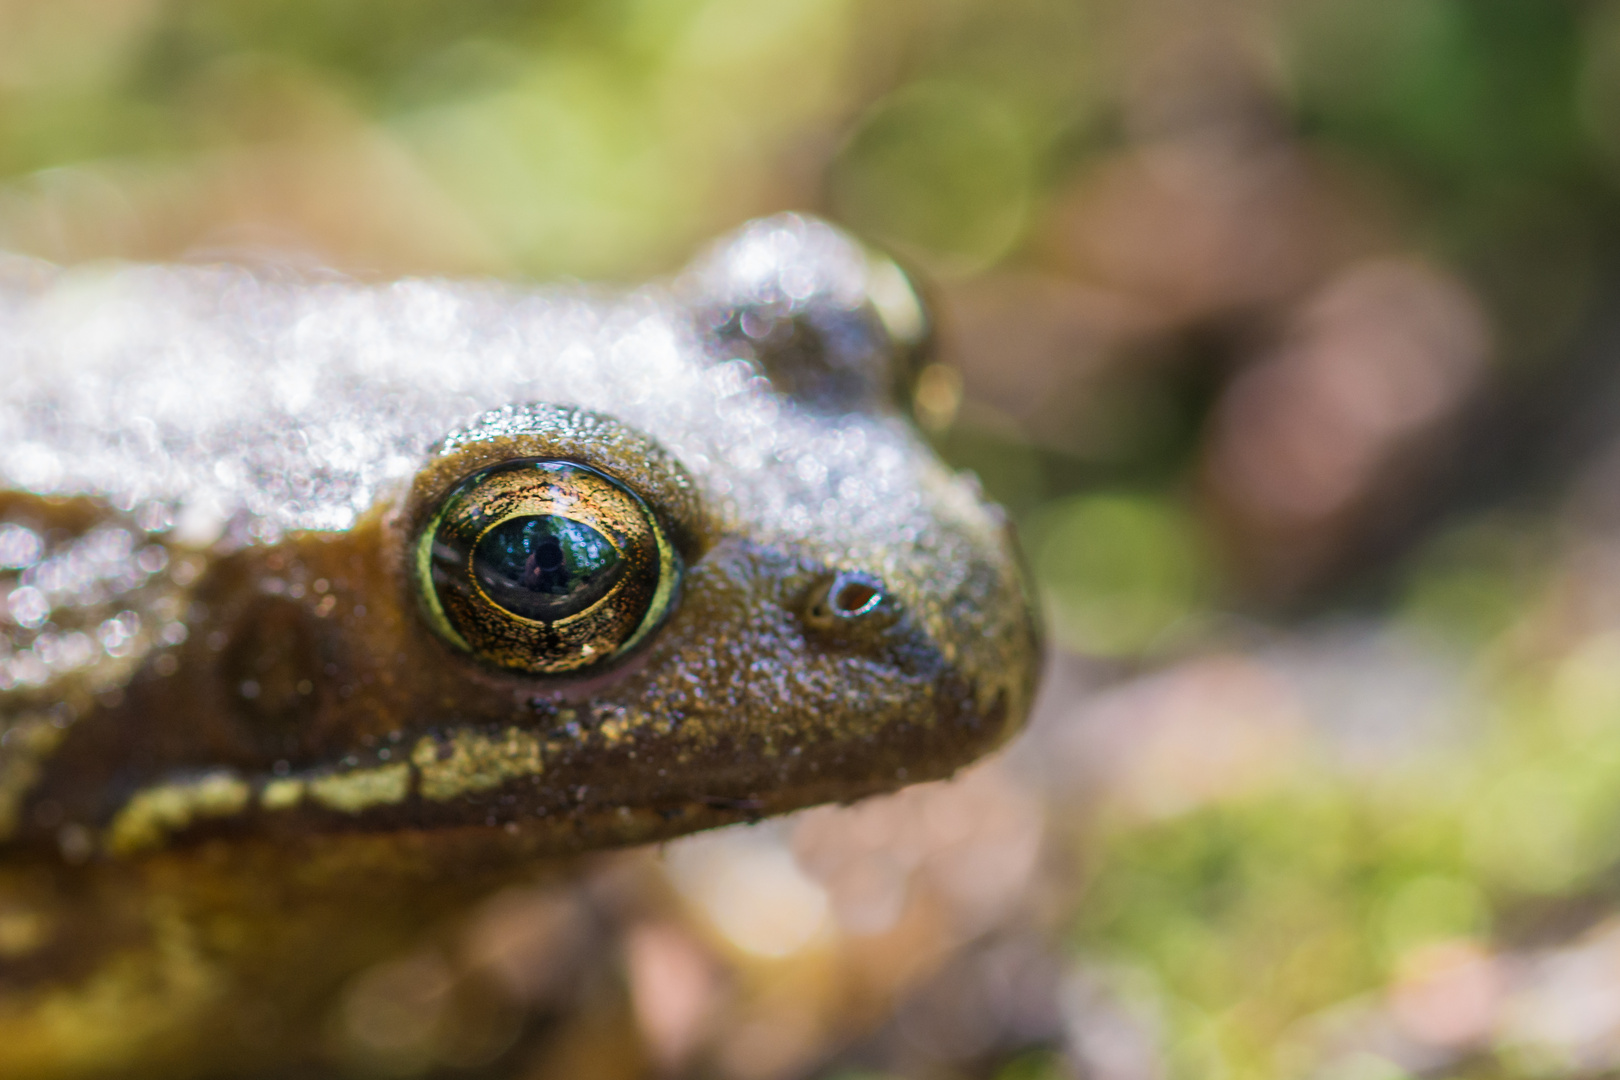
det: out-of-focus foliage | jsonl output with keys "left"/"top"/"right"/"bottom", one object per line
{"left": 1026, "top": 493, "right": 1212, "bottom": 655}
{"left": 13, "top": 0, "right": 1620, "bottom": 1077}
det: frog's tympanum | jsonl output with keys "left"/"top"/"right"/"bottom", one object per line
{"left": 0, "top": 215, "right": 1039, "bottom": 1077}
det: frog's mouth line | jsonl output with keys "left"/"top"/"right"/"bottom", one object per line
{"left": 96, "top": 669, "right": 1011, "bottom": 858}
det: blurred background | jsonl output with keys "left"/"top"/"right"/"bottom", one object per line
{"left": 10, "top": 0, "right": 1620, "bottom": 1076}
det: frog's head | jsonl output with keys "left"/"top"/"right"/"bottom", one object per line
{"left": 11, "top": 215, "right": 1040, "bottom": 860}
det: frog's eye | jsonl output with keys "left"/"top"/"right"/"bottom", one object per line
{"left": 413, "top": 459, "right": 681, "bottom": 676}
{"left": 687, "top": 214, "right": 932, "bottom": 415}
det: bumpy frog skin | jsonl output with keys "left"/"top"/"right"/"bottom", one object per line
{"left": 0, "top": 215, "right": 1038, "bottom": 1077}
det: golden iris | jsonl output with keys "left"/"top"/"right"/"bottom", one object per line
{"left": 415, "top": 459, "right": 681, "bottom": 675}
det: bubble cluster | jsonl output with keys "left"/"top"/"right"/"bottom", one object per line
{"left": 0, "top": 518, "right": 179, "bottom": 693}
{"left": 0, "top": 218, "right": 954, "bottom": 566}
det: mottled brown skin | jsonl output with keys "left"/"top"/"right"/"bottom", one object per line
{"left": 22, "top": 521, "right": 1006, "bottom": 853}
{"left": 0, "top": 240, "right": 1039, "bottom": 1077}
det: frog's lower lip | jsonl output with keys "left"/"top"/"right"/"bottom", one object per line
{"left": 48, "top": 666, "right": 1012, "bottom": 859}
{"left": 91, "top": 663, "right": 1016, "bottom": 857}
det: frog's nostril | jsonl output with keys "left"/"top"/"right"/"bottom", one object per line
{"left": 830, "top": 576, "right": 880, "bottom": 616}
{"left": 804, "top": 570, "right": 890, "bottom": 634}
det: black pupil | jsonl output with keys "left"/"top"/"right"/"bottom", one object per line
{"left": 473, "top": 515, "right": 626, "bottom": 622}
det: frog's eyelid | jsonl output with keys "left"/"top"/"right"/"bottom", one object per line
{"left": 408, "top": 403, "right": 709, "bottom": 563}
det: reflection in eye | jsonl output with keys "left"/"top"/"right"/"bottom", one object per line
{"left": 415, "top": 460, "right": 681, "bottom": 676}
{"left": 473, "top": 515, "right": 626, "bottom": 622}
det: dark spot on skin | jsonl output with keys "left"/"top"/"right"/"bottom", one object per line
{"left": 31, "top": 800, "right": 62, "bottom": 830}
{"left": 220, "top": 597, "right": 326, "bottom": 751}
{"left": 698, "top": 794, "right": 765, "bottom": 813}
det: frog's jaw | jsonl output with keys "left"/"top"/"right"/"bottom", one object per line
{"left": 13, "top": 512, "right": 1036, "bottom": 858}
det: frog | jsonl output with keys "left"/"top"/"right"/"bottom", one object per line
{"left": 0, "top": 213, "right": 1040, "bottom": 1078}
